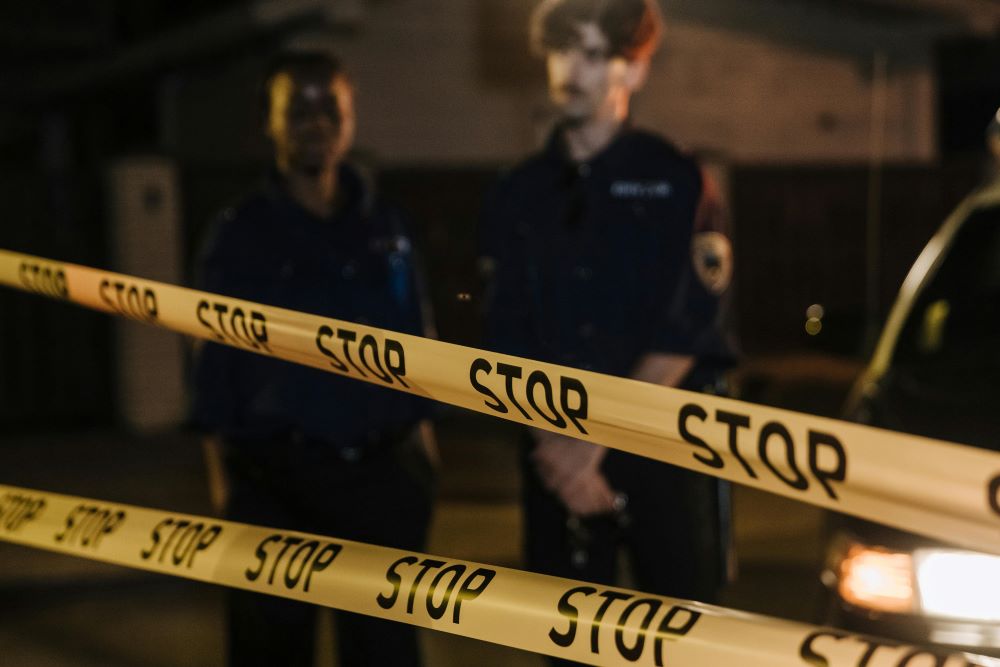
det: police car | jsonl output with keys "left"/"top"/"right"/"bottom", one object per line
{"left": 822, "top": 163, "right": 1000, "bottom": 654}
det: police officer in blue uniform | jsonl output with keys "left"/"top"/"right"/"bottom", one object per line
{"left": 191, "top": 51, "right": 434, "bottom": 667}
{"left": 481, "top": 3, "right": 734, "bottom": 660}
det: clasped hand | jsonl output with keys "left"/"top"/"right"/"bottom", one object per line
{"left": 531, "top": 433, "right": 617, "bottom": 516}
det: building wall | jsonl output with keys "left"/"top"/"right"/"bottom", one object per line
{"left": 172, "top": 0, "right": 937, "bottom": 167}
{"left": 304, "top": 0, "right": 937, "bottom": 165}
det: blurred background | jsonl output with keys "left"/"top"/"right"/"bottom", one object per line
{"left": 1, "top": 1, "right": 999, "bottom": 665}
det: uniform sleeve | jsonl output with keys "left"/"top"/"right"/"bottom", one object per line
{"left": 393, "top": 210, "right": 433, "bottom": 340}
{"left": 382, "top": 207, "right": 440, "bottom": 422}
{"left": 649, "top": 166, "right": 736, "bottom": 366}
{"left": 480, "top": 178, "right": 535, "bottom": 358}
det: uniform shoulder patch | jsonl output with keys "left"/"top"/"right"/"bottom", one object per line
{"left": 691, "top": 231, "right": 733, "bottom": 295}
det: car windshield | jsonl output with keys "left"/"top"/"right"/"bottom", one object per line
{"left": 888, "top": 204, "right": 1000, "bottom": 449}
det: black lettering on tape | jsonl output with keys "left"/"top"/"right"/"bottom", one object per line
{"left": 469, "top": 359, "right": 589, "bottom": 434}
{"left": 591, "top": 591, "right": 633, "bottom": 654}
{"left": 560, "top": 377, "right": 589, "bottom": 435}
{"left": 317, "top": 326, "right": 407, "bottom": 386}
{"left": 682, "top": 408, "right": 849, "bottom": 497}
{"left": 426, "top": 564, "right": 466, "bottom": 620}
{"left": 0, "top": 494, "right": 47, "bottom": 532}
{"left": 809, "top": 431, "right": 847, "bottom": 501}
{"left": 451, "top": 567, "right": 495, "bottom": 624}
{"left": 527, "top": 371, "right": 567, "bottom": 429}
{"left": 316, "top": 326, "right": 349, "bottom": 373}
{"left": 679, "top": 404, "right": 724, "bottom": 469}
{"left": 19, "top": 262, "right": 68, "bottom": 298}
{"left": 196, "top": 300, "right": 270, "bottom": 351}
{"left": 652, "top": 606, "right": 701, "bottom": 667}
{"left": 126, "top": 286, "right": 141, "bottom": 316}
{"left": 197, "top": 301, "right": 223, "bottom": 341}
{"left": 471, "top": 359, "right": 507, "bottom": 414}
{"left": 378, "top": 556, "right": 420, "bottom": 610}
{"left": 376, "top": 556, "right": 494, "bottom": 624}
{"left": 245, "top": 534, "right": 341, "bottom": 592}
{"left": 549, "top": 586, "right": 701, "bottom": 664}
{"left": 54, "top": 505, "right": 125, "bottom": 549}
{"left": 799, "top": 631, "right": 847, "bottom": 667}
{"left": 145, "top": 289, "right": 158, "bottom": 318}
{"left": 230, "top": 308, "right": 255, "bottom": 348}
{"left": 140, "top": 518, "right": 222, "bottom": 569}
{"left": 305, "top": 544, "right": 339, "bottom": 592}
{"left": 268, "top": 536, "right": 301, "bottom": 585}
{"left": 249, "top": 312, "right": 269, "bottom": 349}
{"left": 407, "top": 559, "right": 445, "bottom": 613}
{"left": 337, "top": 328, "right": 367, "bottom": 376}
{"left": 497, "top": 363, "right": 531, "bottom": 420}
{"left": 759, "top": 422, "right": 809, "bottom": 491}
{"left": 614, "top": 598, "right": 662, "bottom": 662}
{"left": 98, "top": 279, "right": 157, "bottom": 322}
{"left": 359, "top": 334, "right": 392, "bottom": 383}
{"left": 717, "top": 410, "right": 756, "bottom": 478}
{"left": 384, "top": 339, "right": 409, "bottom": 388}
{"left": 246, "top": 535, "right": 283, "bottom": 582}
{"left": 550, "top": 586, "right": 596, "bottom": 648}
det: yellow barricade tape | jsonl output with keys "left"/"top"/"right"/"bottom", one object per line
{"left": 0, "top": 484, "right": 990, "bottom": 667}
{"left": 2, "top": 249, "right": 1000, "bottom": 555}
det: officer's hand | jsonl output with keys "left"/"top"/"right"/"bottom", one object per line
{"left": 558, "top": 467, "right": 617, "bottom": 517}
{"left": 530, "top": 434, "right": 607, "bottom": 495}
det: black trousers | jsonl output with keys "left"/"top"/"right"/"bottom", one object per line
{"left": 522, "top": 443, "right": 726, "bottom": 667}
{"left": 223, "top": 435, "right": 435, "bottom": 667}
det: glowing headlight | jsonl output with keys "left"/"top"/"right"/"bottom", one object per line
{"left": 838, "top": 544, "right": 916, "bottom": 614}
{"left": 916, "top": 550, "right": 1000, "bottom": 622}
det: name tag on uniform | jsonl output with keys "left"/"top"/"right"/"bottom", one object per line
{"left": 609, "top": 180, "right": 673, "bottom": 199}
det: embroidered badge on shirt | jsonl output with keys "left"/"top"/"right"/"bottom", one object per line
{"left": 692, "top": 231, "right": 733, "bottom": 295}
{"left": 609, "top": 180, "right": 673, "bottom": 199}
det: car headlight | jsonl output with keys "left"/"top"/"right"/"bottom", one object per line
{"left": 915, "top": 549, "right": 1000, "bottom": 622}
{"left": 836, "top": 543, "right": 917, "bottom": 614}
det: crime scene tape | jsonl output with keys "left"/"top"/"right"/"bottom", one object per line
{"left": 0, "top": 484, "right": 992, "bottom": 667}
{"left": 2, "top": 249, "right": 1000, "bottom": 556}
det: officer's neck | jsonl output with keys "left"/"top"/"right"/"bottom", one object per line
{"left": 562, "top": 115, "right": 624, "bottom": 164}
{"left": 285, "top": 166, "right": 338, "bottom": 219}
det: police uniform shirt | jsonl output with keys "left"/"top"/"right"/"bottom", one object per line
{"left": 483, "top": 127, "right": 733, "bottom": 381}
{"left": 191, "top": 165, "right": 427, "bottom": 454}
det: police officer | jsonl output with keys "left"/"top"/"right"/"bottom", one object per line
{"left": 481, "top": 2, "right": 734, "bottom": 661}
{"left": 191, "top": 51, "right": 435, "bottom": 667}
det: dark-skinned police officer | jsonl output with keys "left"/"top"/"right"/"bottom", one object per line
{"left": 480, "top": 3, "right": 735, "bottom": 664}
{"left": 191, "top": 51, "right": 435, "bottom": 667}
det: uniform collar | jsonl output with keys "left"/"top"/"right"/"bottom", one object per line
{"left": 543, "top": 121, "right": 634, "bottom": 172}
{"left": 265, "top": 163, "right": 373, "bottom": 223}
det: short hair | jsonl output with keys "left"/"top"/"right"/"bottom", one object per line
{"left": 261, "top": 50, "right": 350, "bottom": 116}
{"left": 530, "top": 0, "right": 663, "bottom": 61}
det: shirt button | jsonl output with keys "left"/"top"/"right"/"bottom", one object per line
{"left": 579, "top": 323, "right": 595, "bottom": 338}
{"left": 578, "top": 164, "right": 591, "bottom": 177}
{"left": 341, "top": 446, "right": 362, "bottom": 462}
{"left": 342, "top": 261, "right": 358, "bottom": 279}
{"left": 573, "top": 266, "right": 593, "bottom": 281}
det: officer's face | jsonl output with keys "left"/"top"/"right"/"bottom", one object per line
{"left": 545, "top": 22, "right": 637, "bottom": 125}
{"left": 267, "top": 69, "right": 356, "bottom": 176}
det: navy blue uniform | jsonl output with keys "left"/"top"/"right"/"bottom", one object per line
{"left": 192, "top": 165, "right": 433, "bottom": 667}
{"left": 482, "top": 128, "right": 733, "bottom": 639}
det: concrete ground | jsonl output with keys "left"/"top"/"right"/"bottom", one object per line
{"left": 0, "top": 413, "right": 828, "bottom": 667}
